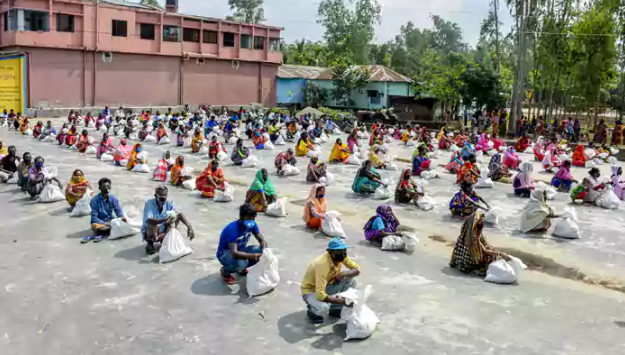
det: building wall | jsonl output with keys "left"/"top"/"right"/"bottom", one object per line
{"left": 22, "top": 47, "right": 276, "bottom": 108}
{"left": 276, "top": 78, "right": 307, "bottom": 105}
{"left": 315, "top": 80, "right": 413, "bottom": 110}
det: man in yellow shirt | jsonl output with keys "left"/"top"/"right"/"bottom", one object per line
{"left": 300, "top": 238, "right": 361, "bottom": 323}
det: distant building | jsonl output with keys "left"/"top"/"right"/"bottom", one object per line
{"left": 276, "top": 64, "right": 415, "bottom": 110}
{"left": 0, "top": 0, "right": 283, "bottom": 112}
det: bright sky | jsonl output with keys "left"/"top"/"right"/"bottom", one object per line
{"left": 159, "top": 0, "right": 514, "bottom": 47}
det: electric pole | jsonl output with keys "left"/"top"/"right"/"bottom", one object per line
{"left": 494, "top": 0, "right": 501, "bottom": 75}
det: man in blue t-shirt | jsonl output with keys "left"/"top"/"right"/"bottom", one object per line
{"left": 217, "top": 203, "right": 267, "bottom": 285}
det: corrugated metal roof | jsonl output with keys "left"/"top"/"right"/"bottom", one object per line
{"left": 277, "top": 65, "right": 327, "bottom": 79}
{"left": 316, "top": 65, "right": 412, "bottom": 83}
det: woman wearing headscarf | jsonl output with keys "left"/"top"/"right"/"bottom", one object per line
{"left": 329, "top": 138, "right": 351, "bottom": 163}
{"left": 295, "top": 132, "right": 315, "bottom": 157}
{"left": 457, "top": 154, "right": 480, "bottom": 185}
{"left": 170, "top": 156, "right": 192, "bottom": 186}
{"left": 593, "top": 119, "right": 608, "bottom": 145}
{"left": 286, "top": 120, "right": 298, "bottom": 140}
{"left": 191, "top": 128, "right": 203, "bottom": 153}
{"left": 65, "top": 169, "right": 92, "bottom": 210}
{"left": 513, "top": 161, "right": 535, "bottom": 197}
{"left": 231, "top": 138, "right": 250, "bottom": 166}
{"left": 460, "top": 141, "right": 475, "bottom": 161}
{"left": 418, "top": 127, "right": 428, "bottom": 142}
{"left": 251, "top": 124, "right": 267, "bottom": 149}
{"left": 449, "top": 181, "right": 490, "bottom": 217}
{"left": 395, "top": 169, "right": 424, "bottom": 205}
{"left": 156, "top": 122, "right": 168, "bottom": 142}
{"left": 347, "top": 132, "right": 360, "bottom": 153}
{"left": 444, "top": 151, "right": 464, "bottom": 174}
{"left": 303, "top": 184, "right": 327, "bottom": 230}
{"left": 612, "top": 120, "right": 623, "bottom": 146}
{"left": 583, "top": 167, "right": 608, "bottom": 203}
{"left": 571, "top": 144, "right": 586, "bottom": 167}
{"left": 96, "top": 133, "right": 115, "bottom": 159}
{"left": 127, "top": 143, "right": 146, "bottom": 171}
{"left": 487, "top": 152, "right": 512, "bottom": 183}
{"left": 152, "top": 152, "right": 171, "bottom": 182}
{"left": 32, "top": 121, "right": 43, "bottom": 138}
{"left": 519, "top": 187, "right": 560, "bottom": 233}
{"left": 363, "top": 205, "right": 401, "bottom": 244}
{"left": 18, "top": 117, "right": 29, "bottom": 134}
{"left": 368, "top": 145, "right": 386, "bottom": 169}
{"left": 411, "top": 145, "right": 430, "bottom": 176}
{"left": 76, "top": 130, "right": 92, "bottom": 153}
{"left": 475, "top": 133, "right": 491, "bottom": 152}
{"left": 306, "top": 156, "right": 327, "bottom": 183}
{"left": 502, "top": 146, "right": 521, "bottom": 170}
{"left": 113, "top": 139, "right": 132, "bottom": 166}
{"left": 454, "top": 129, "right": 467, "bottom": 148}
{"left": 65, "top": 125, "right": 78, "bottom": 146}
{"left": 611, "top": 166, "right": 625, "bottom": 200}
{"left": 551, "top": 160, "right": 577, "bottom": 192}
{"left": 438, "top": 132, "right": 453, "bottom": 150}
{"left": 401, "top": 127, "right": 411, "bottom": 143}
{"left": 450, "top": 212, "right": 510, "bottom": 275}
{"left": 533, "top": 136, "right": 545, "bottom": 162}
{"left": 515, "top": 133, "right": 531, "bottom": 152}
{"left": 352, "top": 160, "right": 384, "bottom": 194}
{"left": 196, "top": 160, "right": 226, "bottom": 198}
{"left": 245, "top": 169, "right": 277, "bottom": 212}
{"left": 176, "top": 125, "right": 187, "bottom": 147}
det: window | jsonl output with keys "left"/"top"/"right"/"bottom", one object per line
{"left": 202, "top": 30, "right": 217, "bottom": 44}
{"left": 163, "top": 25, "right": 180, "bottom": 42}
{"left": 56, "top": 14, "right": 74, "bottom": 33}
{"left": 183, "top": 27, "right": 200, "bottom": 43}
{"left": 269, "top": 38, "right": 281, "bottom": 51}
{"left": 24, "top": 10, "right": 49, "bottom": 32}
{"left": 3, "top": 12, "right": 7, "bottom": 32}
{"left": 223, "top": 32, "right": 235, "bottom": 47}
{"left": 253, "top": 36, "right": 265, "bottom": 50}
{"left": 139, "top": 23, "right": 155, "bottom": 40}
{"left": 112, "top": 20, "right": 127, "bottom": 37}
{"left": 240, "top": 34, "right": 251, "bottom": 49}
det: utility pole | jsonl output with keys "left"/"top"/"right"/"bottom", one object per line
{"left": 509, "top": 0, "right": 526, "bottom": 135}
{"left": 494, "top": 0, "right": 501, "bottom": 75}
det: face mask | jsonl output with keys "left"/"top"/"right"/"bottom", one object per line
{"left": 244, "top": 220, "right": 256, "bottom": 230}
{"left": 157, "top": 196, "right": 167, "bottom": 204}
{"left": 317, "top": 194, "right": 325, "bottom": 198}
{"left": 136, "top": 148, "right": 142, "bottom": 153}
{"left": 101, "top": 187, "right": 110, "bottom": 195}
{"left": 35, "top": 162, "right": 44, "bottom": 169}
{"left": 332, "top": 251, "right": 347, "bottom": 263}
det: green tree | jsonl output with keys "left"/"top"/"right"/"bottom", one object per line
{"left": 317, "top": 0, "right": 381, "bottom": 64}
{"left": 226, "top": 0, "right": 265, "bottom": 24}
{"left": 140, "top": 0, "right": 162, "bottom": 8}
{"left": 329, "top": 56, "right": 371, "bottom": 106}
{"left": 303, "top": 82, "right": 328, "bottom": 108}
{"left": 282, "top": 40, "right": 330, "bottom": 67}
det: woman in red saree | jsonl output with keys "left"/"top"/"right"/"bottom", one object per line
{"left": 571, "top": 144, "right": 586, "bottom": 167}
{"left": 76, "top": 130, "right": 91, "bottom": 153}
{"left": 156, "top": 122, "right": 168, "bottom": 142}
{"left": 418, "top": 127, "right": 428, "bottom": 142}
{"left": 65, "top": 125, "right": 78, "bottom": 146}
{"left": 84, "top": 112, "right": 94, "bottom": 127}
{"left": 252, "top": 126, "right": 267, "bottom": 148}
{"left": 196, "top": 160, "right": 226, "bottom": 198}
{"left": 97, "top": 133, "right": 115, "bottom": 158}
{"left": 32, "top": 121, "right": 44, "bottom": 138}
{"left": 208, "top": 135, "right": 226, "bottom": 159}
{"left": 515, "top": 134, "right": 531, "bottom": 152}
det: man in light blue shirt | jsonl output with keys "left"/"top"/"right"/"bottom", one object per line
{"left": 143, "top": 185, "right": 194, "bottom": 254}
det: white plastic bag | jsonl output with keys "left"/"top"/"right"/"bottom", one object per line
{"left": 406, "top": 139, "right": 416, "bottom": 147}
{"left": 597, "top": 190, "right": 620, "bottom": 210}
{"left": 159, "top": 136, "right": 170, "bottom": 145}
{"left": 108, "top": 218, "right": 139, "bottom": 240}
{"left": 199, "top": 146, "right": 209, "bottom": 154}
{"left": 274, "top": 136, "right": 286, "bottom": 145}
{"left": 24, "top": 128, "right": 33, "bottom": 136}
{"left": 524, "top": 148, "right": 533, "bottom": 154}
{"left": 159, "top": 228, "right": 192, "bottom": 263}
{"left": 381, "top": 235, "right": 405, "bottom": 251}
{"left": 476, "top": 177, "right": 494, "bottom": 188}
{"left": 99, "top": 126, "right": 108, "bottom": 133}
{"left": 346, "top": 154, "right": 361, "bottom": 166}
{"left": 319, "top": 172, "right": 334, "bottom": 186}
{"left": 475, "top": 150, "right": 484, "bottom": 164}
{"left": 69, "top": 192, "right": 92, "bottom": 217}
{"left": 246, "top": 248, "right": 280, "bottom": 297}
{"left": 242, "top": 156, "right": 259, "bottom": 168}
{"left": 37, "top": 184, "right": 65, "bottom": 203}
{"left": 321, "top": 210, "right": 347, "bottom": 239}
{"left": 182, "top": 178, "right": 196, "bottom": 191}
{"left": 402, "top": 233, "right": 419, "bottom": 253}
{"left": 281, "top": 164, "right": 301, "bottom": 176}
{"left": 214, "top": 183, "right": 235, "bottom": 202}
{"left": 120, "top": 159, "right": 129, "bottom": 167}
{"left": 338, "top": 285, "right": 380, "bottom": 340}
{"left": 385, "top": 163, "right": 398, "bottom": 171}
{"left": 484, "top": 256, "right": 527, "bottom": 284}
{"left": 608, "top": 156, "right": 617, "bottom": 164}
{"left": 131, "top": 164, "right": 151, "bottom": 173}
{"left": 85, "top": 145, "right": 96, "bottom": 155}
{"left": 417, "top": 196, "right": 435, "bottom": 211}
{"left": 584, "top": 148, "right": 597, "bottom": 160}
{"left": 372, "top": 185, "right": 392, "bottom": 200}
{"left": 552, "top": 218, "right": 581, "bottom": 239}
{"left": 266, "top": 198, "right": 287, "bottom": 217}
{"left": 307, "top": 149, "right": 320, "bottom": 158}
{"left": 593, "top": 158, "right": 604, "bottom": 166}
{"left": 484, "top": 208, "right": 500, "bottom": 226}
{"left": 420, "top": 170, "right": 438, "bottom": 180}
{"left": 100, "top": 153, "right": 114, "bottom": 163}
{"left": 263, "top": 141, "right": 275, "bottom": 150}
{"left": 536, "top": 181, "right": 557, "bottom": 200}
{"left": 216, "top": 151, "right": 228, "bottom": 161}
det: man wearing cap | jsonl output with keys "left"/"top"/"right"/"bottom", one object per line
{"left": 300, "top": 238, "right": 361, "bottom": 323}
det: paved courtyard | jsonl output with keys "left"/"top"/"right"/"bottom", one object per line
{"left": 1, "top": 120, "right": 624, "bottom": 355}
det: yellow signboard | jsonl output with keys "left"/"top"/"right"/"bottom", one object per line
{"left": 0, "top": 56, "right": 26, "bottom": 113}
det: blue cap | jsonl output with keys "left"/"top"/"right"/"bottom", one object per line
{"left": 328, "top": 237, "right": 349, "bottom": 250}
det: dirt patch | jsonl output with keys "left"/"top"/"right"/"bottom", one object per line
{"left": 428, "top": 235, "right": 625, "bottom": 294}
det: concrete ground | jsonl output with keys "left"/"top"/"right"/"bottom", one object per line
{"left": 1, "top": 121, "right": 625, "bottom": 355}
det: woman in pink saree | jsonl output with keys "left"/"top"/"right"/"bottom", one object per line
{"left": 475, "top": 133, "right": 491, "bottom": 152}
{"left": 502, "top": 146, "right": 521, "bottom": 170}
{"left": 96, "top": 133, "right": 116, "bottom": 158}
{"left": 533, "top": 136, "right": 545, "bottom": 162}
{"left": 113, "top": 139, "right": 133, "bottom": 166}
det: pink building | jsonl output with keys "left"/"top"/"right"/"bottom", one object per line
{"left": 0, "top": 0, "right": 283, "bottom": 110}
